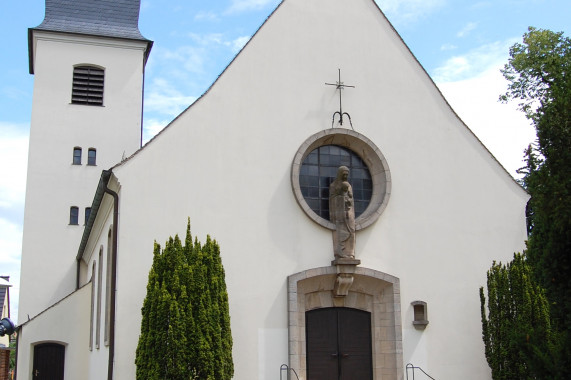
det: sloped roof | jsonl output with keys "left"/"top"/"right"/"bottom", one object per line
{"left": 33, "top": 0, "right": 149, "bottom": 41}
{"left": 28, "top": 0, "right": 153, "bottom": 74}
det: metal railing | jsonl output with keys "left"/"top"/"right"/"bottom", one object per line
{"left": 280, "top": 364, "right": 300, "bottom": 380}
{"left": 406, "top": 363, "right": 436, "bottom": 380}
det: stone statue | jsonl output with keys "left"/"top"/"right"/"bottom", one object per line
{"left": 329, "top": 166, "right": 356, "bottom": 259}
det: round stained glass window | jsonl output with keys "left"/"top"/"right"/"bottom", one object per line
{"left": 291, "top": 128, "right": 391, "bottom": 231}
{"left": 300, "top": 145, "right": 372, "bottom": 220}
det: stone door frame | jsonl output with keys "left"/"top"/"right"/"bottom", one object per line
{"left": 288, "top": 266, "right": 403, "bottom": 380}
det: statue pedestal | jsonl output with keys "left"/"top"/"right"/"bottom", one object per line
{"left": 332, "top": 258, "right": 361, "bottom": 297}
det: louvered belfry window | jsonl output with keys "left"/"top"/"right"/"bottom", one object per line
{"left": 72, "top": 66, "right": 104, "bottom": 105}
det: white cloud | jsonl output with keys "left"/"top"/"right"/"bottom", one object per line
{"left": 194, "top": 11, "right": 219, "bottom": 21}
{"left": 376, "top": 0, "right": 445, "bottom": 24}
{"left": 0, "top": 122, "right": 26, "bottom": 323}
{"left": 0, "top": 218, "right": 23, "bottom": 266}
{"left": 226, "top": 0, "right": 278, "bottom": 14}
{"left": 432, "top": 38, "right": 517, "bottom": 82}
{"left": 230, "top": 36, "right": 251, "bottom": 53}
{"left": 440, "top": 43, "right": 457, "bottom": 51}
{"left": 158, "top": 45, "right": 208, "bottom": 75}
{"left": 0, "top": 122, "right": 28, "bottom": 210}
{"left": 432, "top": 39, "right": 536, "bottom": 176}
{"left": 0, "top": 216, "right": 21, "bottom": 321}
{"left": 187, "top": 33, "right": 251, "bottom": 53}
{"left": 436, "top": 66, "right": 536, "bottom": 177}
{"left": 188, "top": 33, "right": 224, "bottom": 46}
{"left": 144, "top": 78, "right": 197, "bottom": 117}
{"left": 142, "top": 118, "right": 172, "bottom": 144}
{"left": 457, "top": 22, "right": 477, "bottom": 38}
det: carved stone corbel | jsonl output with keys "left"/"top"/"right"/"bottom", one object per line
{"left": 332, "top": 258, "right": 361, "bottom": 297}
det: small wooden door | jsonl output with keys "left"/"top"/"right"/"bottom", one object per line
{"left": 306, "top": 308, "right": 372, "bottom": 380}
{"left": 33, "top": 343, "right": 65, "bottom": 380}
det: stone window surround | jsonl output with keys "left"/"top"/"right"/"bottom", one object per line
{"left": 288, "top": 266, "right": 403, "bottom": 380}
{"left": 291, "top": 128, "right": 391, "bottom": 231}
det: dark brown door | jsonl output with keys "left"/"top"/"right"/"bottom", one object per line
{"left": 33, "top": 343, "right": 65, "bottom": 380}
{"left": 306, "top": 308, "right": 372, "bottom": 380}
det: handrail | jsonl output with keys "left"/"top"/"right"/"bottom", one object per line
{"left": 406, "top": 363, "right": 436, "bottom": 380}
{"left": 280, "top": 364, "right": 300, "bottom": 380}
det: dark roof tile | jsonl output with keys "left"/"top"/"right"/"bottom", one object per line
{"left": 33, "top": 0, "right": 149, "bottom": 41}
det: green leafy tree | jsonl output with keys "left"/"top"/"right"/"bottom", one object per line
{"left": 500, "top": 27, "right": 570, "bottom": 376}
{"left": 480, "top": 254, "right": 553, "bottom": 379}
{"left": 136, "top": 220, "right": 233, "bottom": 380}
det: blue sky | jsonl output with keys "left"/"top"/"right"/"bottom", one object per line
{"left": 0, "top": 0, "right": 569, "bottom": 322}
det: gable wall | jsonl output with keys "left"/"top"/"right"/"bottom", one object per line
{"left": 106, "top": 0, "right": 527, "bottom": 378}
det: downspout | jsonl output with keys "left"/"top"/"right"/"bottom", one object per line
{"left": 105, "top": 186, "right": 119, "bottom": 380}
{"left": 76, "top": 257, "right": 81, "bottom": 290}
{"left": 13, "top": 326, "right": 20, "bottom": 380}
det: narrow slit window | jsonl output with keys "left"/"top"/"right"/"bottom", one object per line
{"left": 70, "top": 206, "right": 79, "bottom": 225}
{"left": 72, "top": 66, "right": 104, "bottom": 106}
{"left": 89, "top": 260, "right": 96, "bottom": 351}
{"left": 85, "top": 207, "right": 91, "bottom": 225}
{"left": 88, "top": 148, "right": 96, "bottom": 166}
{"left": 104, "top": 228, "right": 113, "bottom": 345}
{"left": 96, "top": 247, "right": 103, "bottom": 349}
{"left": 73, "top": 147, "right": 82, "bottom": 165}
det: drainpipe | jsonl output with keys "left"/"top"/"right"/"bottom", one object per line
{"left": 13, "top": 326, "right": 20, "bottom": 380}
{"left": 105, "top": 186, "right": 119, "bottom": 380}
{"left": 76, "top": 257, "right": 81, "bottom": 290}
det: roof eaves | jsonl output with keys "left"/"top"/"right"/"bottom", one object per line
{"left": 113, "top": 0, "right": 286, "bottom": 168}
{"left": 28, "top": 28, "right": 153, "bottom": 74}
{"left": 367, "top": 0, "right": 526, "bottom": 193}
{"left": 16, "top": 282, "right": 91, "bottom": 329}
{"left": 77, "top": 169, "right": 113, "bottom": 261}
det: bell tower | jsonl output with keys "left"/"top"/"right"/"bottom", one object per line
{"left": 19, "top": 0, "right": 152, "bottom": 319}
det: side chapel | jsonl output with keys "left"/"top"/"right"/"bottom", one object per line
{"left": 16, "top": 0, "right": 529, "bottom": 379}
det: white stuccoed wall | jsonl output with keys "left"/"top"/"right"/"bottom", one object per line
{"left": 78, "top": 0, "right": 528, "bottom": 379}
{"left": 19, "top": 32, "right": 148, "bottom": 321}
{"left": 16, "top": 284, "right": 91, "bottom": 380}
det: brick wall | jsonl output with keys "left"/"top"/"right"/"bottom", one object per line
{"left": 0, "top": 350, "right": 10, "bottom": 380}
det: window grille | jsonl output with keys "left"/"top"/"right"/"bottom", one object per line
{"left": 73, "top": 147, "right": 82, "bottom": 165}
{"left": 85, "top": 207, "right": 92, "bottom": 225}
{"left": 70, "top": 206, "right": 79, "bottom": 225}
{"left": 88, "top": 148, "right": 97, "bottom": 165}
{"left": 72, "top": 66, "right": 104, "bottom": 105}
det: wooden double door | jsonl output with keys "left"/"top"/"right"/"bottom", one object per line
{"left": 306, "top": 308, "right": 373, "bottom": 380}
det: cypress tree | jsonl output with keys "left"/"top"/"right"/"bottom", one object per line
{"left": 136, "top": 220, "right": 234, "bottom": 380}
{"left": 480, "top": 253, "right": 554, "bottom": 379}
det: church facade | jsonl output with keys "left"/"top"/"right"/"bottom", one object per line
{"left": 16, "top": 1, "right": 529, "bottom": 379}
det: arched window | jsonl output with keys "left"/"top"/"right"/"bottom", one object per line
{"left": 105, "top": 227, "right": 113, "bottom": 345}
{"left": 73, "top": 147, "right": 82, "bottom": 165}
{"left": 89, "top": 260, "right": 96, "bottom": 351}
{"left": 96, "top": 247, "right": 103, "bottom": 349}
{"left": 87, "top": 148, "right": 97, "bottom": 166}
{"left": 72, "top": 66, "right": 104, "bottom": 105}
{"left": 69, "top": 206, "right": 79, "bottom": 225}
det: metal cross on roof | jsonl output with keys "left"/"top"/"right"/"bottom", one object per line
{"left": 325, "top": 69, "right": 355, "bottom": 129}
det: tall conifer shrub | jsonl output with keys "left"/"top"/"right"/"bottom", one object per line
{"left": 480, "top": 253, "right": 553, "bottom": 379}
{"left": 136, "top": 220, "right": 233, "bottom": 380}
